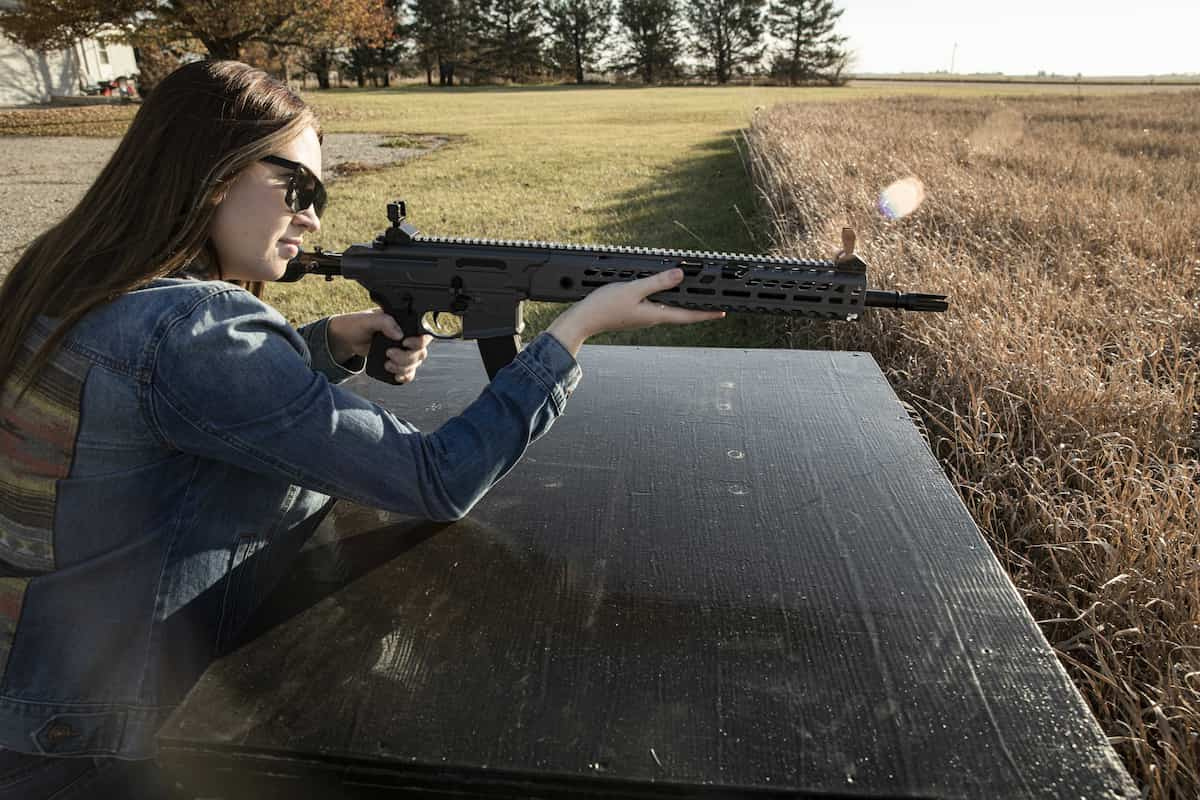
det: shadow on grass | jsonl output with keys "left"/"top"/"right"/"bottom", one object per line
{"left": 580, "top": 127, "right": 765, "bottom": 252}
{"left": 525, "top": 129, "right": 833, "bottom": 350}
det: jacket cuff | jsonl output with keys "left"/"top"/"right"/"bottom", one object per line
{"left": 512, "top": 332, "right": 582, "bottom": 415}
{"left": 298, "top": 317, "right": 365, "bottom": 384}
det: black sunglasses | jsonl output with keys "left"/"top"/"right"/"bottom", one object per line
{"left": 260, "top": 155, "right": 327, "bottom": 217}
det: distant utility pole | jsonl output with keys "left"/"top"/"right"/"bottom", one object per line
{"left": 950, "top": 42, "right": 957, "bottom": 73}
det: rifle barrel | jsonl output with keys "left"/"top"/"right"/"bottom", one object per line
{"left": 864, "top": 290, "right": 949, "bottom": 312}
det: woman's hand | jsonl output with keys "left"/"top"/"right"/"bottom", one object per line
{"left": 326, "top": 309, "right": 433, "bottom": 383}
{"left": 546, "top": 268, "right": 725, "bottom": 357}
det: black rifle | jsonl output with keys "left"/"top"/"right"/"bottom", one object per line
{"left": 278, "top": 201, "right": 948, "bottom": 383}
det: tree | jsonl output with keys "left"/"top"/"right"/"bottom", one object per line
{"left": 685, "top": 0, "right": 765, "bottom": 84}
{"left": 0, "top": 0, "right": 145, "bottom": 52}
{"left": 543, "top": 0, "right": 613, "bottom": 84}
{"left": 339, "top": 39, "right": 391, "bottom": 86}
{"left": 303, "top": 47, "right": 339, "bottom": 89}
{"left": 613, "top": 0, "right": 683, "bottom": 84}
{"left": 405, "top": 0, "right": 473, "bottom": 85}
{"left": 474, "top": 0, "right": 544, "bottom": 83}
{"left": 340, "top": 0, "right": 406, "bottom": 86}
{"left": 767, "top": 0, "right": 847, "bottom": 85}
{"left": 824, "top": 45, "right": 855, "bottom": 85}
{"left": 127, "top": 41, "right": 186, "bottom": 97}
{"left": 0, "top": 0, "right": 389, "bottom": 63}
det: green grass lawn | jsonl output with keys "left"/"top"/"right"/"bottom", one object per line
{"left": 283, "top": 81, "right": 1054, "bottom": 348}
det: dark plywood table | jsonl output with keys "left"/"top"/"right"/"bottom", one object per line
{"left": 157, "top": 342, "right": 1138, "bottom": 799}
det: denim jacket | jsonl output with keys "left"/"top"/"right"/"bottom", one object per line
{"left": 0, "top": 278, "right": 581, "bottom": 759}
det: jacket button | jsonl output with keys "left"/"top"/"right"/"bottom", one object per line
{"left": 46, "top": 722, "right": 78, "bottom": 742}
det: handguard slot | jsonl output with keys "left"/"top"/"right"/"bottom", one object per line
{"left": 456, "top": 258, "right": 507, "bottom": 270}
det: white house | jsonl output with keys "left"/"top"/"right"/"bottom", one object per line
{"left": 0, "top": 3, "right": 138, "bottom": 106}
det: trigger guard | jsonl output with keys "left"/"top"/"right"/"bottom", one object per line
{"left": 425, "top": 312, "right": 461, "bottom": 341}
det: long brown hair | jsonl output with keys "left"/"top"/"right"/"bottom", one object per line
{"left": 0, "top": 60, "right": 322, "bottom": 390}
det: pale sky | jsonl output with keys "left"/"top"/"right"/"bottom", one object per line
{"left": 838, "top": 1, "right": 1198, "bottom": 76}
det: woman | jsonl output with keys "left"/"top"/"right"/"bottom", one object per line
{"left": 0, "top": 60, "right": 722, "bottom": 797}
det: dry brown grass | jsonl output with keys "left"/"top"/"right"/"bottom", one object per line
{"left": 0, "top": 105, "right": 139, "bottom": 136}
{"left": 0, "top": 97, "right": 391, "bottom": 139}
{"left": 747, "top": 92, "right": 1200, "bottom": 799}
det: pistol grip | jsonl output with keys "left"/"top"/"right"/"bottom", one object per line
{"left": 366, "top": 309, "right": 422, "bottom": 384}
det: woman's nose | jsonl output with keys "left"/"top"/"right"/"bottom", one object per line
{"left": 297, "top": 206, "right": 321, "bottom": 232}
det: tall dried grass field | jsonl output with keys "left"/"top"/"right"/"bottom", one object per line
{"left": 747, "top": 92, "right": 1199, "bottom": 798}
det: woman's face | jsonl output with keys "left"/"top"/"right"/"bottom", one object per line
{"left": 210, "top": 126, "right": 323, "bottom": 283}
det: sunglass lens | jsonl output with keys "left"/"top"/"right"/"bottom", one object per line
{"left": 293, "top": 171, "right": 326, "bottom": 217}
{"left": 311, "top": 180, "right": 327, "bottom": 217}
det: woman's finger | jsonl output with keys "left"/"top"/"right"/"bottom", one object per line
{"left": 649, "top": 303, "right": 725, "bottom": 325}
{"left": 632, "top": 268, "right": 684, "bottom": 299}
{"left": 386, "top": 346, "right": 429, "bottom": 375}
{"left": 399, "top": 334, "right": 432, "bottom": 350}
{"left": 387, "top": 345, "right": 428, "bottom": 360}
{"left": 368, "top": 311, "right": 404, "bottom": 340}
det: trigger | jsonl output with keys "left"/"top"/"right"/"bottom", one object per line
{"left": 421, "top": 312, "right": 462, "bottom": 340}
{"left": 431, "top": 313, "right": 452, "bottom": 338}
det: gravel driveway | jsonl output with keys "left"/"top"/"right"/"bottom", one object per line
{"left": 0, "top": 133, "right": 434, "bottom": 275}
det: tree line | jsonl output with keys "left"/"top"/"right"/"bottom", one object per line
{"left": 0, "top": 0, "right": 850, "bottom": 93}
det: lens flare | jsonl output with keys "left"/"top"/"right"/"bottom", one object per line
{"left": 877, "top": 176, "right": 926, "bottom": 220}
